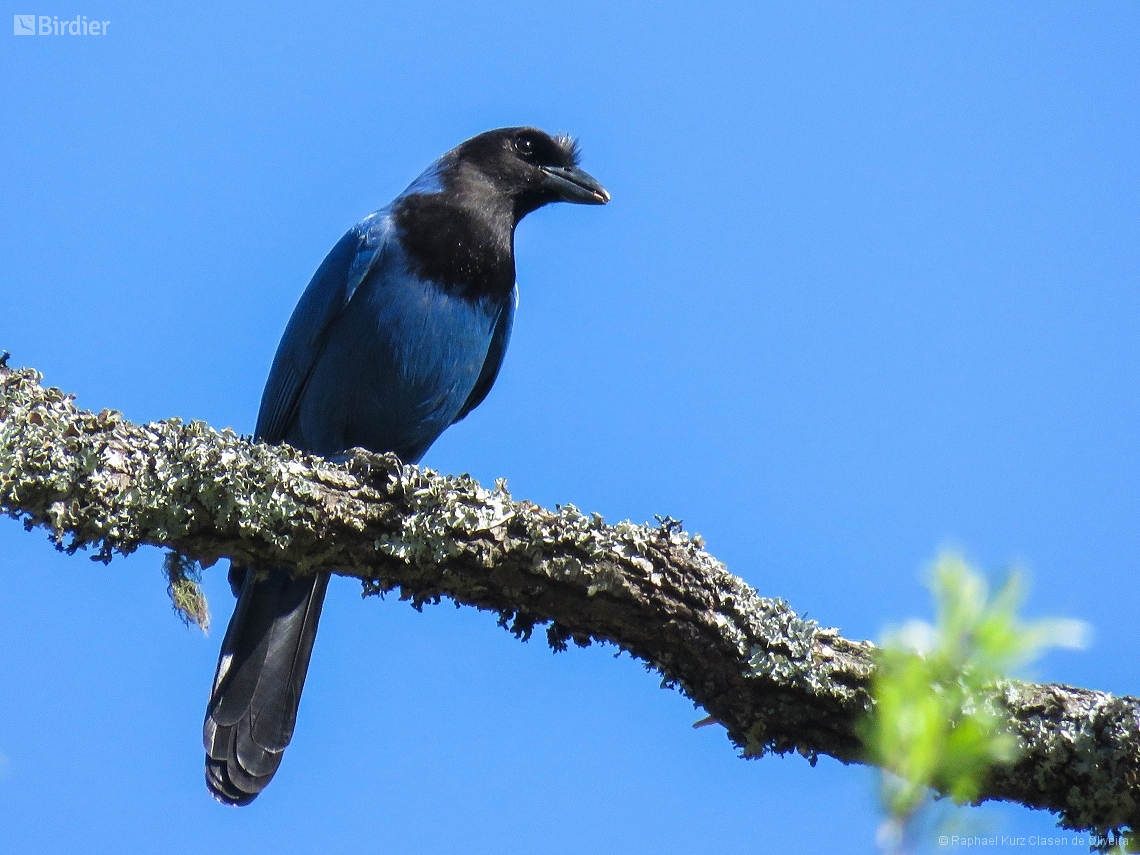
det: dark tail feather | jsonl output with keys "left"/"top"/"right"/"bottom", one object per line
{"left": 203, "top": 567, "right": 330, "bottom": 805}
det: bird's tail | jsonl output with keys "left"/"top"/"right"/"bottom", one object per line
{"left": 203, "top": 567, "right": 330, "bottom": 805}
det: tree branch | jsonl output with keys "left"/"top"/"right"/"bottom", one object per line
{"left": 1, "top": 363, "right": 1137, "bottom": 832}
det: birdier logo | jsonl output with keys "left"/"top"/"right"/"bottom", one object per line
{"left": 13, "top": 14, "right": 110, "bottom": 35}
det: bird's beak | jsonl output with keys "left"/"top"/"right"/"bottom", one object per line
{"left": 540, "top": 165, "right": 611, "bottom": 205}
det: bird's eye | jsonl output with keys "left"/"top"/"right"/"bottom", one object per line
{"left": 514, "top": 136, "right": 535, "bottom": 158}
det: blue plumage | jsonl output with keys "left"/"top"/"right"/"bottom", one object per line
{"left": 203, "top": 127, "right": 607, "bottom": 805}
{"left": 258, "top": 209, "right": 515, "bottom": 461}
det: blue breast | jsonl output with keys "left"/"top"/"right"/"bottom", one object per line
{"left": 265, "top": 210, "right": 512, "bottom": 463}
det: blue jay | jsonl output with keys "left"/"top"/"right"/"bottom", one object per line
{"left": 203, "top": 128, "right": 608, "bottom": 805}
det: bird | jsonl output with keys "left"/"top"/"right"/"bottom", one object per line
{"left": 202, "top": 127, "right": 609, "bottom": 805}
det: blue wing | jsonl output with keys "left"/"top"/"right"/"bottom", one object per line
{"left": 254, "top": 214, "right": 391, "bottom": 444}
{"left": 452, "top": 286, "right": 515, "bottom": 424}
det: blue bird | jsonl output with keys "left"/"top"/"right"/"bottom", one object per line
{"left": 203, "top": 128, "right": 608, "bottom": 805}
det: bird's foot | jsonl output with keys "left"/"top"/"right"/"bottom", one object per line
{"left": 331, "top": 448, "right": 406, "bottom": 488}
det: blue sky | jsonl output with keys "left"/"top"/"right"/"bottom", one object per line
{"left": 1, "top": 2, "right": 1137, "bottom": 852}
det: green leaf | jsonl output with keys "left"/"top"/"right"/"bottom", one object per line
{"left": 863, "top": 551, "right": 1088, "bottom": 849}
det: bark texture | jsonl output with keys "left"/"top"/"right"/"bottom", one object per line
{"left": 1, "top": 363, "right": 1137, "bottom": 833}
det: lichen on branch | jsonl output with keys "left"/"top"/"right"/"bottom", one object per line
{"left": 1, "top": 363, "right": 1138, "bottom": 833}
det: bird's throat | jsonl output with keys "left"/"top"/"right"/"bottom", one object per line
{"left": 393, "top": 193, "right": 515, "bottom": 301}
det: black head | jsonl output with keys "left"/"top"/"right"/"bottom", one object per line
{"left": 444, "top": 127, "right": 609, "bottom": 221}
{"left": 393, "top": 127, "right": 608, "bottom": 301}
